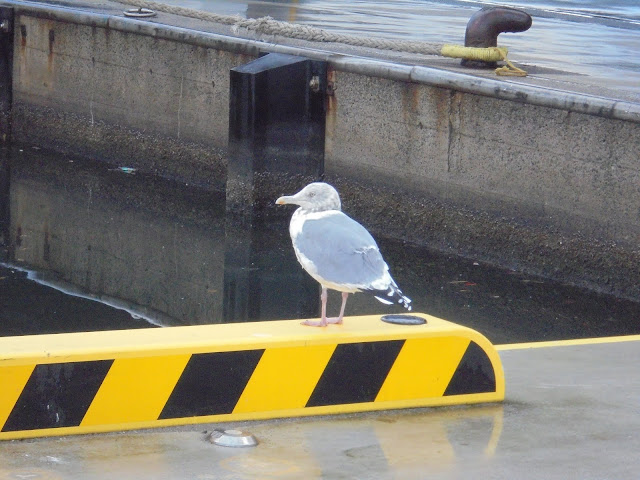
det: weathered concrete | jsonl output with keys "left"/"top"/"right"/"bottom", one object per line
{"left": 2, "top": 0, "right": 640, "bottom": 300}
{"left": 12, "top": 12, "right": 243, "bottom": 188}
{"left": 324, "top": 72, "right": 640, "bottom": 299}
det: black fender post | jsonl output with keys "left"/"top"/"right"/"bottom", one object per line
{"left": 224, "top": 53, "right": 326, "bottom": 322}
{"left": 462, "top": 7, "right": 532, "bottom": 68}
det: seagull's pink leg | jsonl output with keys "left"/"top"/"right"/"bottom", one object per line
{"left": 326, "top": 292, "right": 349, "bottom": 325}
{"left": 301, "top": 287, "right": 330, "bottom": 327}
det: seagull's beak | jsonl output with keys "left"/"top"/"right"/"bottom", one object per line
{"left": 276, "top": 195, "right": 294, "bottom": 205}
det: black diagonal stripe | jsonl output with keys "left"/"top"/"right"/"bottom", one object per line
{"left": 159, "top": 349, "right": 264, "bottom": 419}
{"left": 443, "top": 341, "right": 496, "bottom": 396}
{"left": 2, "top": 360, "right": 113, "bottom": 432}
{"left": 306, "top": 340, "right": 404, "bottom": 407}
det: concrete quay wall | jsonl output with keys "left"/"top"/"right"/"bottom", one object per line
{"left": 7, "top": 2, "right": 640, "bottom": 300}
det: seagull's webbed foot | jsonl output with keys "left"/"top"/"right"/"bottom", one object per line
{"left": 300, "top": 290, "right": 349, "bottom": 327}
{"left": 300, "top": 316, "right": 341, "bottom": 327}
{"left": 301, "top": 318, "right": 328, "bottom": 327}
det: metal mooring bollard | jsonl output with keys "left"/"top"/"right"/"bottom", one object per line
{"left": 462, "top": 7, "right": 532, "bottom": 69}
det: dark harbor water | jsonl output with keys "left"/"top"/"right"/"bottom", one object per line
{"left": 1, "top": 146, "right": 639, "bottom": 344}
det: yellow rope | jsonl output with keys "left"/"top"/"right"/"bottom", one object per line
{"left": 441, "top": 45, "right": 527, "bottom": 77}
{"left": 113, "top": 0, "right": 527, "bottom": 77}
{"left": 441, "top": 45, "right": 506, "bottom": 62}
{"left": 495, "top": 58, "right": 528, "bottom": 77}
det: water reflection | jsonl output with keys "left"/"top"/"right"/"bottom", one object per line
{"left": 223, "top": 215, "right": 319, "bottom": 322}
{"left": 1, "top": 145, "right": 321, "bottom": 333}
{"left": 1, "top": 146, "right": 640, "bottom": 343}
{"left": 0, "top": 404, "right": 504, "bottom": 478}
{"left": 1, "top": 263, "right": 177, "bottom": 327}
{"left": 3, "top": 146, "right": 228, "bottom": 330}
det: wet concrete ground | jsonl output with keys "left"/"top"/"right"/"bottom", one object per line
{"left": 1, "top": 336, "right": 638, "bottom": 479}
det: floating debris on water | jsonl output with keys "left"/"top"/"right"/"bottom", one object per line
{"left": 110, "top": 166, "right": 137, "bottom": 174}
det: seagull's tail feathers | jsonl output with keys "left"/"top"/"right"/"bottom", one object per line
{"left": 371, "top": 282, "right": 412, "bottom": 311}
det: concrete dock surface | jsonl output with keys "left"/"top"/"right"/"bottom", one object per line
{"left": 6, "top": 0, "right": 639, "bottom": 104}
{"left": 1, "top": 336, "right": 638, "bottom": 479}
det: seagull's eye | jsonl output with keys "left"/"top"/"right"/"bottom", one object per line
{"left": 308, "top": 191, "right": 316, "bottom": 197}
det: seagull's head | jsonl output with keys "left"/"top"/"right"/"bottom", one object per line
{"left": 276, "top": 182, "right": 341, "bottom": 212}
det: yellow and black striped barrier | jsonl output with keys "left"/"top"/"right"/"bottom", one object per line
{"left": 0, "top": 313, "right": 504, "bottom": 439}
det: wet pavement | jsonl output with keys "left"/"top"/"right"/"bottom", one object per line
{"left": 170, "top": 0, "right": 640, "bottom": 96}
{"left": 1, "top": 336, "right": 639, "bottom": 479}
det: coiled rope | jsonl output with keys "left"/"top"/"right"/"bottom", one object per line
{"left": 112, "top": 0, "right": 526, "bottom": 76}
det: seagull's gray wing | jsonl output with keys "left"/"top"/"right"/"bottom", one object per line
{"left": 293, "top": 211, "right": 390, "bottom": 290}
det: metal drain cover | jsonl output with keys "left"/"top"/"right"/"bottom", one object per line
{"left": 380, "top": 314, "right": 427, "bottom": 325}
{"left": 208, "top": 429, "right": 258, "bottom": 447}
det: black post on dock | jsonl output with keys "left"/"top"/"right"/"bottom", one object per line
{"left": 226, "top": 52, "right": 326, "bottom": 213}
{"left": 223, "top": 53, "right": 327, "bottom": 322}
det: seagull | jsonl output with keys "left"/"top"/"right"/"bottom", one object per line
{"left": 276, "top": 182, "right": 412, "bottom": 327}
